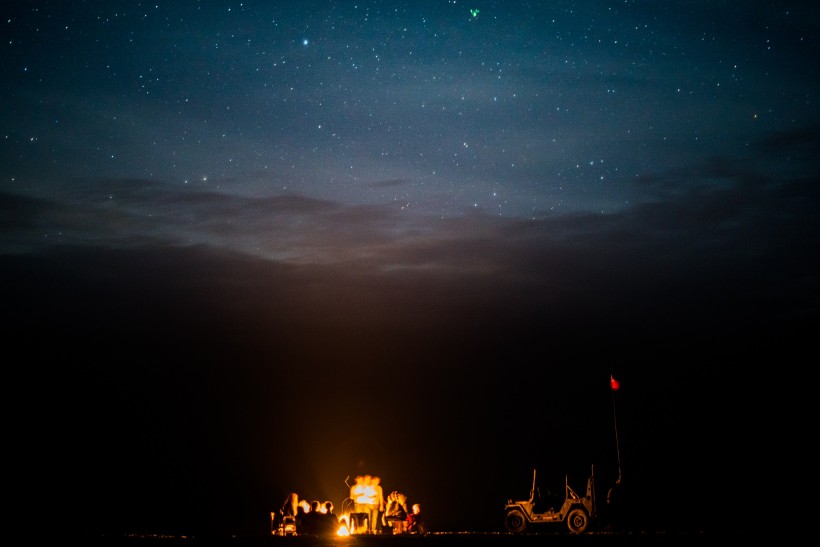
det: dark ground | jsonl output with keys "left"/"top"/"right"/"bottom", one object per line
{"left": 75, "top": 530, "right": 756, "bottom": 547}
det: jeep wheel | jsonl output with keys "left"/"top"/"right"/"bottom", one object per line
{"left": 566, "top": 508, "right": 589, "bottom": 534}
{"left": 504, "top": 510, "right": 527, "bottom": 533}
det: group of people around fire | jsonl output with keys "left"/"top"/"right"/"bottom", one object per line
{"left": 275, "top": 494, "right": 340, "bottom": 536}
{"left": 273, "top": 474, "right": 427, "bottom": 537}
{"left": 384, "top": 489, "right": 425, "bottom": 535}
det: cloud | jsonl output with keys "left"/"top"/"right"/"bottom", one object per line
{"left": 3, "top": 126, "right": 818, "bottom": 336}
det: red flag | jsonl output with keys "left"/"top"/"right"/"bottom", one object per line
{"left": 610, "top": 374, "right": 620, "bottom": 391}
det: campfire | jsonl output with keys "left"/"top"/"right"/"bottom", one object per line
{"left": 338, "top": 474, "right": 382, "bottom": 535}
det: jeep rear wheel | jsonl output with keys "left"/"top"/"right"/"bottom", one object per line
{"left": 566, "top": 508, "right": 589, "bottom": 533}
{"left": 504, "top": 510, "right": 527, "bottom": 533}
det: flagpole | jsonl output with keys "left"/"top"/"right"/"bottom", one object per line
{"left": 610, "top": 375, "right": 622, "bottom": 481}
{"left": 608, "top": 374, "right": 624, "bottom": 530}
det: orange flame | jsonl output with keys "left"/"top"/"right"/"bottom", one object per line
{"left": 350, "top": 475, "right": 381, "bottom": 505}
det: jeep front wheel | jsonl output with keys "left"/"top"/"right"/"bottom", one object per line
{"left": 504, "top": 510, "right": 527, "bottom": 533}
{"left": 566, "top": 508, "right": 589, "bottom": 533}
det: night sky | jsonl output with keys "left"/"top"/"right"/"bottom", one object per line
{"left": 3, "top": 1, "right": 816, "bottom": 538}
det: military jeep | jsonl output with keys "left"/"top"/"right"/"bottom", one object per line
{"left": 503, "top": 466, "right": 597, "bottom": 534}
